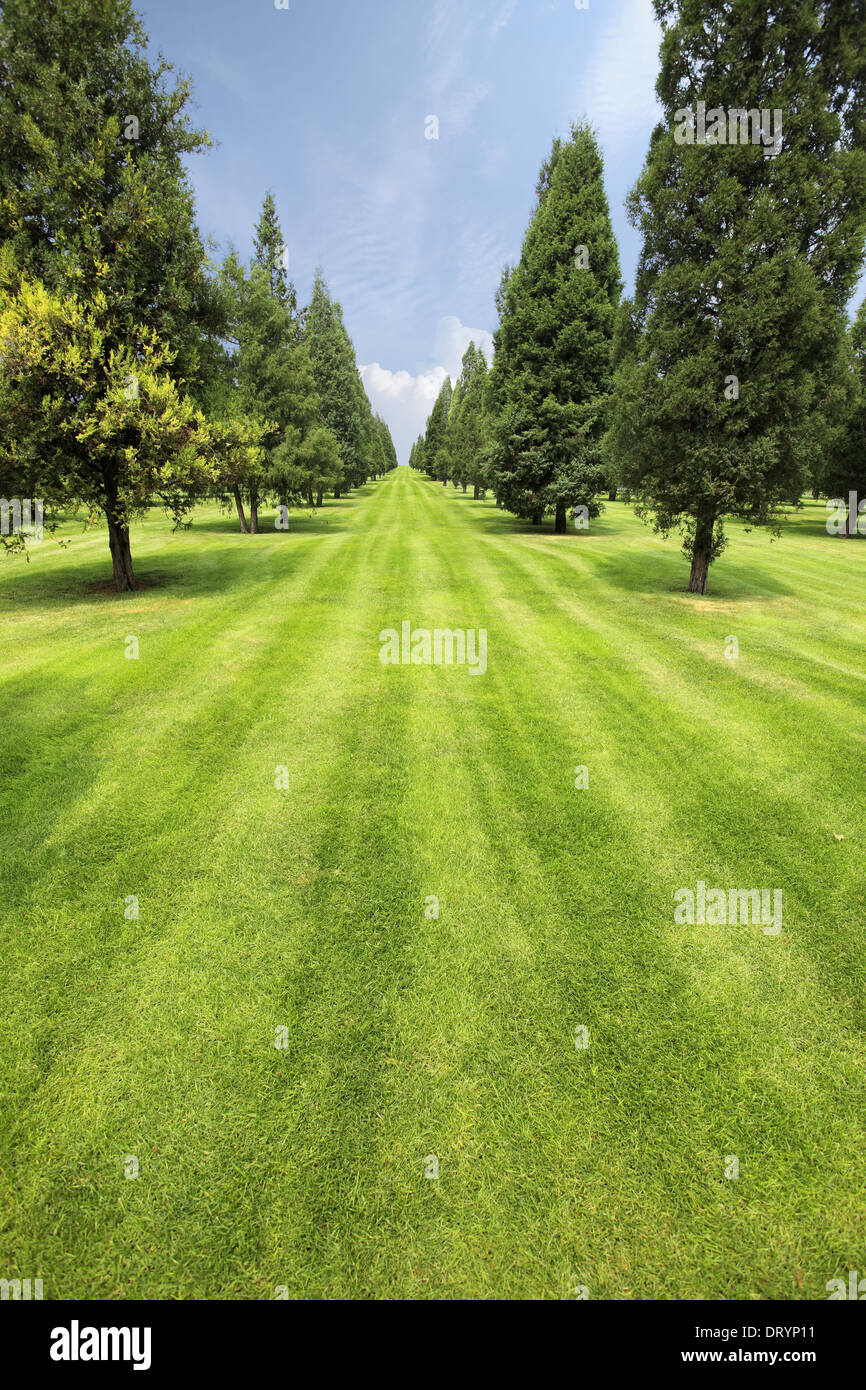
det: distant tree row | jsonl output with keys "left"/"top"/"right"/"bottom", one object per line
{"left": 408, "top": 340, "right": 490, "bottom": 497}
{"left": 413, "top": 0, "right": 866, "bottom": 592}
{"left": 217, "top": 195, "right": 396, "bottom": 533}
{"left": 0, "top": 0, "right": 396, "bottom": 591}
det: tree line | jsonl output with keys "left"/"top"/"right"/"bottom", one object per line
{"left": 411, "top": 0, "right": 866, "bottom": 593}
{"left": 0, "top": 0, "right": 396, "bottom": 592}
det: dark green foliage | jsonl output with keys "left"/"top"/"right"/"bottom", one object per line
{"left": 608, "top": 0, "right": 866, "bottom": 591}
{"left": 302, "top": 271, "right": 376, "bottom": 491}
{"left": 0, "top": 0, "right": 258, "bottom": 588}
{"left": 420, "top": 377, "right": 453, "bottom": 481}
{"left": 487, "top": 122, "right": 621, "bottom": 531}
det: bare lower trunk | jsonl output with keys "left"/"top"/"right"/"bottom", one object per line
{"left": 531, "top": 507, "right": 542, "bottom": 526}
{"left": 554, "top": 499, "right": 567, "bottom": 534}
{"left": 106, "top": 512, "right": 135, "bottom": 592}
{"left": 462, "top": 483, "right": 467, "bottom": 493}
{"left": 473, "top": 484, "right": 480, "bottom": 499}
{"left": 688, "top": 514, "right": 715, "bottom": 594}
{"left": 608, "top": 486, "right": 617, "bottom": 502}
{"left": 249, "top": 492, "right": 259, "bottom": 534}
{"left": 316, "top": 489, "right": 323, "bottom": 508}
{"left": 307, "top": 488, "right": 314, "bottom": 507}
{"left": 334, "top": 487, "right": 341, "bottom": 499}
{"left": 233, "top": 486, "right": 248, "bottom": 533}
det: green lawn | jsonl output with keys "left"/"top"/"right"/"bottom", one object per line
{"left": 1, "top": 468, "right": 864, "bottom": 1300}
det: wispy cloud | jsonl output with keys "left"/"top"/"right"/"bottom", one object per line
{"left": 573, "top": 0, "right": 663, "bottom": 156}
{"left": 490, "top": 0, "right": 518, "bottom": 38}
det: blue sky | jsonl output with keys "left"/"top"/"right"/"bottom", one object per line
{"left": 136, "top": 0, "right": 666, "bottom": 460}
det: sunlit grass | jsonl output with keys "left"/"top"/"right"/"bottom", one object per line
{"left": 0, "top": 473, "right": 863, "bottom": 1299}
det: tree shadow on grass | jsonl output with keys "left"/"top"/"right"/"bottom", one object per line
{"left": 186, "top": 499, "right": 359, "bottom": 537}
{"left": 589, "top": 545, "right": 794, "bottom": 601}
{"left": 0, "top": 537, "right": 322, "bottom": 610}
{"left": 459, "top": 500, "right": 623, "bottom": 541}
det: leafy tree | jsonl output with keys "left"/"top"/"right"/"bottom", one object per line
{"left": 608, "top": 0, "right": 866, "bottom": 592}
{"left": 271, "top": 423, "right": 342, "bottom": 508}
{"left": 0, "top": 267, "right": 263, "bottom": 581}
{"left": 0, "top": 0, "right": 251, "bottom": 589}
{"left": 487, "top": 122, "right": 621, "bottom": 531}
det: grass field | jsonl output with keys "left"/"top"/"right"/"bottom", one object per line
{"left": 1, "top": 467, "right": 864, "bottom": 1300}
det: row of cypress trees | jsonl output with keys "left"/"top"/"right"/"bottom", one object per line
{"left": 0, "top": 0, "right": 396, "bottom": 590}
{"left": 217, "top": 194, "right": 397, "bottom": 534}
{"left": 412, "top": 0, "right": 866, "bottom": 594}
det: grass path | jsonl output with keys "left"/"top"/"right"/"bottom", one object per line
{"left": 1, "top": 469, "right": 864, "bottom": 1298}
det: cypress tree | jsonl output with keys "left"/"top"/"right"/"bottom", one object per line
{"left": 422, "top": 377, "right": 453, "bottom": 483}
{"left": 302, "top": 271, "right": 369, "bottom": 493}
{"left": 253, "top": 191, "right": 295, "bottom": 314}
{"left": 488, "top": 122, "right": 621, "bottom": 532}
{"left": 609, "top": 0, "right": 866, "bottom": 592}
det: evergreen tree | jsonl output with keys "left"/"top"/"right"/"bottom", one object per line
{"left": 488, "top": 122, "right": 621, "bottom": 531}
{"left": 409, "top": 435, "right": 425, "bottom": 471}
{"left": 422, "top": 377, "right": 453, "bottom": 483}
{"left": 253, "top": 191, "right": 295, "bottom": 314}
{"left": 373, "top": 414, "right": 398, "bottom": 474}
{"left": 220, "top": 235, "right": 317, "bottom": 532}
{"left": 451, "top": 343, "right": 490, "bottom": 498}
{"left": 608, "top": 0, "right": 866, "bottom": 592}
{"left": 302, "top": 271, "right": 369, "bottom": 494}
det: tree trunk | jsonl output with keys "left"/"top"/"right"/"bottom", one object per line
{"left": 106, "top": 512, "right": 135, "bottom": 592}
{"left": 531, "top": 507, "right": 543, "bottom": 525}
{"left": 334, "top": 487, "right": 341, "bottom": 499}
{"left": 307, "top": 488, "right": 314, "bottom": 507}
{"left": 554, "top": 499, "right": 567, "bottom": 533}
{"left": 249, "top": 495, "right": 259, "bottom": 534}
{"left": 608, "top": 486, "right": 617, "bottom": 502}
{"left": 473, "top": 484, "right": 480, "bottom": 499}
{"left": 233, "top": 486, "right": 249, "bottom": 533}
{"left": 442, "top": 478, "right": 447, "bottom": 487}
{"left": 462, "top": 483, "right": 467, "bottom": 493}
{"left": 316, "top": 489, "right": 323, "bottom": 508}
{"left": 688, "top": 514, "right": 715, "bottom": 594}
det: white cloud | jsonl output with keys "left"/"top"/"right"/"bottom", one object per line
{"left": 575, "top": 0, "right": 663, "bottom": 157}
{"left": 433, "top": 315, "right": 494, "bottom": 379}
{"left": 359, "top": 362, "right": 449, "bottom": 466}
{"left": 360, "top": 316, "right": 495, "bottom": 465}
